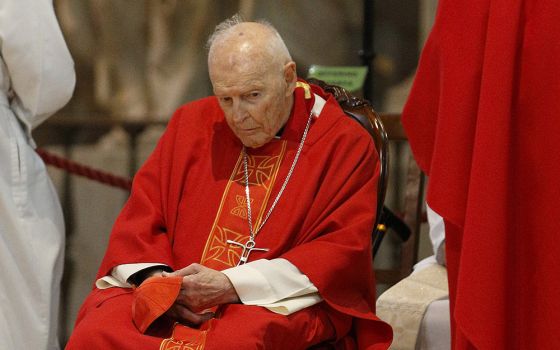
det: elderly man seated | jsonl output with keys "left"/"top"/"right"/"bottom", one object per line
{"left": 66, "top": 15, "right": 392, "bottom": 349}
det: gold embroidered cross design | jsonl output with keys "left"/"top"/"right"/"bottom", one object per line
{"left": 230, "top": 195, "right": 253, "bottom": 219}
{"left": 233, "top": 155, "right": 279, "bottom": 189}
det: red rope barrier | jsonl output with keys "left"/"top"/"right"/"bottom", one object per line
{"left": 36, "top": 148, "right": 132, "bottom": 191}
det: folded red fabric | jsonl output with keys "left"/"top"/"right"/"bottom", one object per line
{"left": 131, "top": 276, "right": 183, "bottom": 333}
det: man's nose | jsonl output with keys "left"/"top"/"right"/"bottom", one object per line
{"left": 232, "top": 100, "right": 247, "bottom": 122}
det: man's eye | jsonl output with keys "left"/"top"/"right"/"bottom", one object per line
{"left": 246, "top": 92, "right": 260, "bottom": 99}
{"left": 220, "top": 97, "right": 232, "bottom": 104}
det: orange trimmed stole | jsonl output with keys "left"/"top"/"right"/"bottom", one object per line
{"left": 157, "top": 141, "right": 287, "bottom": 350}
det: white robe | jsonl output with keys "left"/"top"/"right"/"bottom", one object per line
{"left": 0, "top": 1, "right": 75, "bottom": 349}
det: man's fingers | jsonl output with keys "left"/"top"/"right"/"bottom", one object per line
{"left": 166, "top": 304, "right": 214, "bottom": 326}
{"left": 165, "top": 263, "right": 204, "bottom": 277}
{"left": 197, "top": 311, "right": 215, "bottom": 323}
{"left": 174, "top": 268, "right": 240, "bottom": 311}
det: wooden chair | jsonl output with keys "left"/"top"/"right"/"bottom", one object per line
{"left": 376, "top": 114, "right": 426, "bottom": 287}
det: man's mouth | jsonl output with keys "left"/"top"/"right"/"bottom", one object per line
{"left": 240, "top": 127, "right": 258, "bottom": 133}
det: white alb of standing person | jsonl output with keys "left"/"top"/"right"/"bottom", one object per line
{"left": 0, "top": 0, "right": 75, "bottom": 348}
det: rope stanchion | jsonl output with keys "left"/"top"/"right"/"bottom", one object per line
{"left": 36, "top": 148, "right": 133, "bottom": 191}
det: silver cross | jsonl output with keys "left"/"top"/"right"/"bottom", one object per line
{"left": 226, "top": 238, "right": 269, "bottom": 266}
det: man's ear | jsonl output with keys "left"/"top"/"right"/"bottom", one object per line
{"left": 283, "top": 61, "right": 297, "bottom": 96}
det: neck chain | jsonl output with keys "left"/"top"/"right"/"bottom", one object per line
{"left": 227, "top": 109, "right": 314, "bottom": 265}
{"left": 244, "top": 109, "right": 314, "bottom": 237}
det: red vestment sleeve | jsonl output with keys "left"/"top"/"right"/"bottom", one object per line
{"left": 96, "top": 109, "right": 185, "bottom": 280}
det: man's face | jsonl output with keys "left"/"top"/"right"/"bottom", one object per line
{"left": 210, "top": 59, "right": 294, "bottom": 148}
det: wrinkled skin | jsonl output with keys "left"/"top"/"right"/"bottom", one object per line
{"left": 163, "top": 264, "right": 239, "bottom": 326}
{"left": 208, "top": 22, "right": 297, "bottom": 148}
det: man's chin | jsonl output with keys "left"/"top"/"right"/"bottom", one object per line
{"left": 241, "top": 137, "right": 272, "bottom": 149}
{"left": 244, "top": 142, "right": 266, "bottom": 149}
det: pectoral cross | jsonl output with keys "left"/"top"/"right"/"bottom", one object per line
{"left": 227, "top": 238, "right": 269, "bottom": 266}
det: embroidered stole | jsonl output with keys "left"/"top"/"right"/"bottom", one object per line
{"left": 160, "top": 140, "right": 287, "bottom": 350}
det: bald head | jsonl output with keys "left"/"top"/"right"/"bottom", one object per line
{"left": 207, "top": 18, "right": 292, "bottom": 77}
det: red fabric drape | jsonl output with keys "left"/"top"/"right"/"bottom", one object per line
{"left": 402, "top": 0, "right": 560, "bottom": 348}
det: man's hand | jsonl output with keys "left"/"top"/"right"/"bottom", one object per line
{"left": 164, "top": 263, "right": 240, "bottom": 324}
{"left": 164, "top": 304, "right": 215, "bottom": 326}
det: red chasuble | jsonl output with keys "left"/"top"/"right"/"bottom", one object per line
{"left": 402, "top": 0, "right": 560, "bottom": 348}
{"left": 67, "top": 82, "right": 392, "bottom": 349}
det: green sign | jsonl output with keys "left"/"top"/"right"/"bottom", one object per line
{"left": 307, "top": 65, "right": 368, "bottom": 92}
